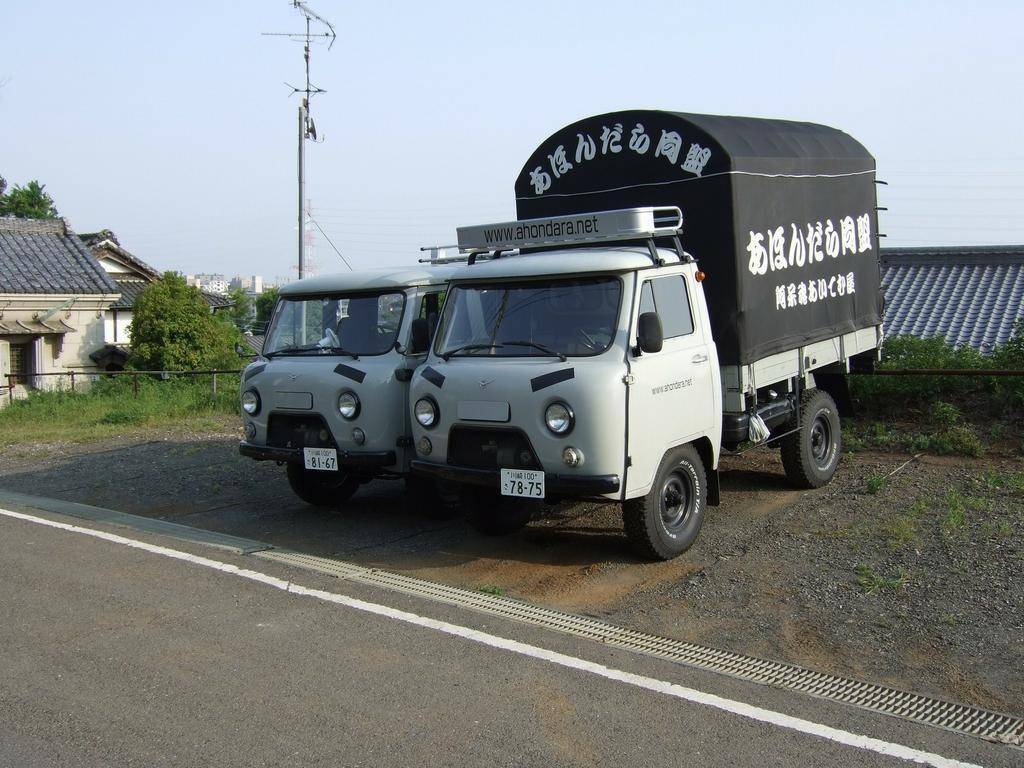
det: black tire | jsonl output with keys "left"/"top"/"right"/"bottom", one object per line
{"left": 780, "top": 388, "right": 842, "bottom": 489}
{"left": 405, "top": 475, "right": 462, "bottom": 520}
{"left": 286, "top": 462, "right": 360, "bottom": 507}
{"left": 622, "top": 444, "right": 707, "bottom": 561}
{"left": 461, "top": 487, "right": 536, "bottom": 536}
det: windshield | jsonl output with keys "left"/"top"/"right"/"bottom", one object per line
{"left": 435, "top": 277, "right": 621, "bottom": 359}
{"left": 265, "top": 291, "right": 405, "bottom": 356}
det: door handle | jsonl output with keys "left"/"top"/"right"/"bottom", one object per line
{"left": 691, "top": 352, "right": 709, "bottom": 364}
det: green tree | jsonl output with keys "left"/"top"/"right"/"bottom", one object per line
{"left": 227, "top": 286, "right": 254, "bottom": 331}
{"left": 0, "top": 179, "right": 58, "bottom": 218}
{"left": 254, "top": 286, "right": 280, "bottom": 329}
{"left": 129, "top": 272, "right": 242, "bottom": 371}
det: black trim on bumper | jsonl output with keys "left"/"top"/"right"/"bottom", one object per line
{"left": 239, "top": 442, "right": 396, "bottom": 468}
{"left": 410, "top": 460, "right": 620, "bottom": 496}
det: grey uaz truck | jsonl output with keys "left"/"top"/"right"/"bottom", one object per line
{"left": 238, "top": 265, "right": 458, "bottom": 511}
{"left": 408, "top": 110, "right": 882, "bottom": 560}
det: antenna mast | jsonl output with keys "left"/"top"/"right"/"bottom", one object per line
{"left": 263, "top": 1, "right": 336, "bottom": 280}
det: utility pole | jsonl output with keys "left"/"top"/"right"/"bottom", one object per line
{"left": 264, "top": 2, "right": 336, "bottom": 281}
{"left": 298, "top": 100, "right": 306, "bottom": 278}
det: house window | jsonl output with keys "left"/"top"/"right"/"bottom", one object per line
{"left": 9, "top": 342, "right": 31, "bottom": 385}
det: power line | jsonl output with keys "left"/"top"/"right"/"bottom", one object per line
{"left": 307, "top": 217, "right": 354, "bottom": 271}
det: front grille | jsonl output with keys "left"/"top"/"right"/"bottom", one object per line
{"left": 267, "top": 414, "right": 337, "bottom": 450}
{"left": 448, "top": 426, "right": 540, "bottom": 470}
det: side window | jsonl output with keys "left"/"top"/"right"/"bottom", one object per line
{"left": 641, "top": 275, "right": 694, "bottom": 339}
{"left": 418, "top": 291, "right": 444, "bottom": 337}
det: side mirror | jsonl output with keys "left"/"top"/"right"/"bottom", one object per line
{"left": 637, "top": 312, "right": 664, "bottom": 354}
{"left": 409, "top": 317, "right": 430, "bottom": 354}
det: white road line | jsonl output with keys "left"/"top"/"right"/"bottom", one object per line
{"left": 0, "top": 506, "right": 981, "bottom": 768}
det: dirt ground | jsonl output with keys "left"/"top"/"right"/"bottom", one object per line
{"left": 1, "top": 418, "right": 1021, "bottom": 714}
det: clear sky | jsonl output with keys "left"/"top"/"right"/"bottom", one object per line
{"left": 2, "top": 1, "right": 1023, "bottom": 281}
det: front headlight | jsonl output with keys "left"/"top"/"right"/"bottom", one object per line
{"left": 414, "top": 396, "right": 439, "bottom": 428}
{"left": 241, "top": 389, "right": 260, "bottom": 415}
{"left": 544, "top": 401, "right": 574, "bottom": 435}
{"left": 338, "top": 391, "right": 360, "bottom": 420}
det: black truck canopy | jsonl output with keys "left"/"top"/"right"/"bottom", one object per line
{"left": 514, "top": 110, "right": 882, "bottom": 365}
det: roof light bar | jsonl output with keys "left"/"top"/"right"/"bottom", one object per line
{"left": 455, "top": 206, "right": 683, "bottom": 253}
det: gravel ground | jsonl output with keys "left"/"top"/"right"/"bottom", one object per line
{"left": 1, "top": 419, "right": 1020, "bottom": 714}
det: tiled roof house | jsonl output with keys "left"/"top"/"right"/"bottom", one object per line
{"left": 880, "top": 246, "right": 1024, "bottom": 354}
{"left": 0, "top": 217, "right": 120, "bottom": 394}
{"left": 79, "top": 230, "right": 234, "bottom": 369}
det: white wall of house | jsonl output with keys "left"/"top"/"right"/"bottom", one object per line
{"left": 103, "top": 308, "right": 133, "bottom": 345}
{"left": 0, "top": 294, "right": 116, "bottom": 394}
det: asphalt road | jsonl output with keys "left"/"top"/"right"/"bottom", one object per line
{"left": 0, "top": 501, "right": 1016, "bottom": 768}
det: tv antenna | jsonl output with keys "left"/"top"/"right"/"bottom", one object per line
{"left": 262, "top": 1, "right": 337, "bottom": 280}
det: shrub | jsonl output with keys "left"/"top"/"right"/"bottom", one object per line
{"left": 129, "top": 273, "right": 243, "bottom": 371}
{"left": 930, "top": 401, "right": 961, "bottom": 428}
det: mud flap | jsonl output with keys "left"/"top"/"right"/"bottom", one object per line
{"left": 813, "top": 372, "right": 854, "bottom": 417}
{"left": 708, "top": 468, "right": 721, "bottom": 506}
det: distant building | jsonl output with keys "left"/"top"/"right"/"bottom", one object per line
{"left": 81, "top": 231, "right": 234, "bottom": 369}
{"left": 881, "top": 245, "right": 1024, "bottom": 354}
{"left": 0, "top": 217, "right": 120, "bottom": 397}
{"left": 187, "top": 273, "right": 229, "bottom": 295}
{"left": 230, "top": 274, "right": 266, "bottom": 296}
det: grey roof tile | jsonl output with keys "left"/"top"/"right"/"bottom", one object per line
{"left": 0, "top": 217, "right": 119, "bottom": 295}
{"left": 880, "top": 245, "right": 1024, "bottom": 354}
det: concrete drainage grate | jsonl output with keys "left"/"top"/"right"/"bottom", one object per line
{"left": 254, "top": 549, "right": 1024, "bottom": 747}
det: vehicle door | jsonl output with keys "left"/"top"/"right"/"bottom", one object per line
{"left": 397, "top": 288, "right": 447, "bottom": 465}
{"left": 625, "top": 267, "right": 716, "bottom": 496}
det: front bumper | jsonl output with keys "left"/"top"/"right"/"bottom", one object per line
{"left": 410, "top": 460, "right": 619, "bottom": 497}
{"left": 239, "top": 441, "right": 396, "bottom": 468}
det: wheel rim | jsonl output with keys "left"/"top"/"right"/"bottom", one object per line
{"left": 660, "top": 469, "right": 694, "bottom": 537}
{"left": 810, "top": 414, "right": 833, "bottom": 469}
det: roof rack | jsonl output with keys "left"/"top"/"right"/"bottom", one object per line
{"left": 454, "top": 206, "right": 683, "bottom": 253}
{"left": 417, "top": 245, "right": 514, "bottom": 265}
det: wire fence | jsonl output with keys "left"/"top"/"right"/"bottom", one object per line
{"left": 3, "top": 369, "right": 243, "bottom": 405}
{"left": 6, "top": 365, "right": 1023, "bottom": 409}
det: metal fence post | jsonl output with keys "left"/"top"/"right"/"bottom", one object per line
{"left": 6, "top": 374, "right": 12, "bottom": 405}
{"left": 212, "top": 371, "right": 218, "bottom": 402}
{"left": 70, "top": 371, "right": 76, "bottom": 392}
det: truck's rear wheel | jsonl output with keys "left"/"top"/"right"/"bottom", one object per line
{"left": 622, "top": 444, "right": 707, "bottom": 561}
{"left": 461, "top": 487, "right": 536, "bottom": 535}
{"left": 780, "top": 388, "right": 841, "bottom": 489}
{"left": 286, "top": 463, "right": 360, "bottom": 507}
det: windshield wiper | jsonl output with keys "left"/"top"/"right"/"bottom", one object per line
{"left": 440, "top": 340, "right": 567, "bottom": 362}
{"left": 440, "top": 343, "right": 497, "bottom": 361}
{"left": 502, "top": 340, "right": 567, "bottom": 362}
{"left": 266, "top": 344, "right": 358, "bottom": 359}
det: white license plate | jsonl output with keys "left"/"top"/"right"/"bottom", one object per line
{"left": 500, "top": 468, "right": 545, "bottom": 498}
{"left": 303, "top": 447, "right": 338, "bottom": 471}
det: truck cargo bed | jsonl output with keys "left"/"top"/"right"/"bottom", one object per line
{"left": 720, "top": 325, "right": 881, "bottom": 412}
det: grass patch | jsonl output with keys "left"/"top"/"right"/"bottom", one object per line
{"left": 865, "top": 473, "right": 887, "bottom": 494}
{"left": 849, "top": 331, "right": 1024, "bottom": 454}
{"left": 981, "top": 470, "right": 1024, "bottom": 495}
{"left": 941, "top": 489, "right": 967, "bottom": 534}
{"left": 478, "top": 585, "right": 507, "bottom": 597}
{"left": 845, "top": 420, "right": 984, "bottom": 457}
{"left": 880, "top": 501, "right": 928, "bottom": 550}
{"left": 855, "top": 563, "right": 909, "bottom": 595}
{"left": 0, "top": 374, "right": 241, "bottom": 446}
